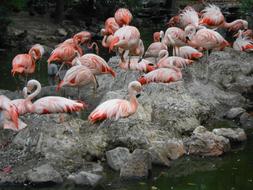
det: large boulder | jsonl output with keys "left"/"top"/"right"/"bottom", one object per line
{"left": 184, "top": 126, "right": 231, "bottom": 156}
{"left": 67, "top": 171, "right": 102, "bottom": 187}
{"left": 106, "top": 147, "right": 131, "bottom": 171}
{"left": 26, "top": 164, "right": 63, "bottom": 185}
{"left": 224, "top": 107, "right": 246, "bottom": 119}
{"left": 212, "top": 128, "right": 247, "bottom": 143}
{"left": 120, "top": 149, "right": 151, "bottom": 179}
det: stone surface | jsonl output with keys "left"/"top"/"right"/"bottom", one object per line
{"left": 106, "top": 147, "right": 131, "bottom": 171}
{"left": 26, "top": 164, "right": 63, "bottom": 184}
{"left": 148, "top": 140, "right": 185, "bottom": 167}
{"left": 67, "top": 171, "right": 102, "bottom": 186}
{"left": 184, "top": 126, "right": 231, "bottom": 156}
{"left": 120, "top": 149, "right": 151, "bottom": 179}
{"left": 240, "top": 113, "right": 253, "bottom": 129}
{"left": 225, "top": 107, "right": 246, "bottom": 119}
{"left": 212, "top": 128, "right": 247, "bottom": 142}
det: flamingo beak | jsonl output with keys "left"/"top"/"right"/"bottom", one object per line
{"left": 136, "top": 93, "right": 141, "bottom": 98}
{"left": 109, "top": 37, "right": 119, "bottom": 52}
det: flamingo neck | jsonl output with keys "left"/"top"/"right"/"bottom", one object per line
{"left": 129, "top": 94, "right": 138, "bottom": 114}
{"left": 160, "top": 51, "right": 169, "bottom": 62}
{"left": 27, "top": 80, "right": 41, "bottom": 100}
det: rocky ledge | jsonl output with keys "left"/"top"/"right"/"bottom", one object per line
{"left": 0, "top": 48, "right": 252, "bottom": 186}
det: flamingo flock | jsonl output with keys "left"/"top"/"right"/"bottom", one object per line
{"left": 1, "top": 3, "right": 252, "bottom": 131}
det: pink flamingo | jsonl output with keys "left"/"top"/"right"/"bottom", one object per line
{"left": 157, "top": 50, "right": 193, "bottom": 69}
{"left": 119, "top": 57, "right": 156, "bottom": 73}
{"left": 25, "top": 80, "right": 86, "bottom": 114}
{"left": 233, "top": 30, "right": 253, "bottom": 52}
{"left": 71, "top": 54, "right": 116, "bottom": 78}
{"left": 174, "top": 46, "right": 203, "bottom": 60}
{"left": 199, "top": 4, "right": 225, "bottom": 29}
{"left": 101, "top": 17, "right": 120, "bottom": 36}
{"left": 180, "top": 6, "right": 199, "bottom": 29}
{"left": 138, "top": 67, "right": 182, "bottom": 85}
{"left": 234, "top": 29, "right": 253, "bottom": 39}
{"left": 88, "top": 81, "right": 142, "bottom": 123}
{"left": 0, "top": 95, "right": 26, "bottom": 131}
{"left": 109, "top": 25, "right": 141, "bottom": 62}
{"left": 11, "top": 44, "right": 44, "bottom": 80}
{"left": 73, "top": 31, "right": 92, "bottom": 45}
{"left": 114, "top": 8, "right": 133, "bottom": 27}
{"left": 186, "top": 28, "right": 229, "bottom": 51}
{"left": 162, "top": 27, "right": 187, "bottom": 55}
{"left": 56, "top": 65, "right": 98, "bottom": 98}
{"left": 144, "top": 31, "right": 167, "bottom": 61}
{"left": 199, "top": 4, "right": 248, "bottom": 32}
{"left": 47, "top": 44, "right": 80, "bottom": 76}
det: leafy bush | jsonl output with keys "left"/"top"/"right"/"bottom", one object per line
{"left": 240, "top": 0, "right": 253, "bottom": 15}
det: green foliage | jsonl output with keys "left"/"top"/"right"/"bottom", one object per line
{"left": 240, "top": 0, "right": 253, "bottom": 14}
{"left": 5, "top": 0, "right": 27, "bottom": 11}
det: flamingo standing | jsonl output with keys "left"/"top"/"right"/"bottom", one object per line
{"left": 162, "top": 27, "right": 187, "bottom": 55}
{"left": 233, "top": 30, "right": 253, "bottom": 52}
{"left": 11, "top": 44, "right": 44, "bottom": 82}
{"left": 88, "top": 81, "right": 142, "bottom": 123}
{"left": 144, "top": 31, "right": 167, "bottom": 61}
{"left": 119, "top": 57, "right": 156, "bottom": 73}
{"left": 109, "top": 25, "right": 141, "bottom": 62}
{"left": 114, "top": 8, "right": 133, "bottom": 27}
{"left": 56, "top": 65, "right": 98, "bottom": 98}
{"left": 157, "top": 50, "right": 193, "bottom": 69}
{"left": 47, "top": 44, "right": 80, "bottom": 76}
{"left": 186, "top": 28, "right": 229, "bottom": 82}
{"left": 25, "top": 80, "right": 86, "bottom": 114}
{"left": 71, "top": 53, "right": 116, "bottom": 78}
{"left": 138, "top": 67, "right": 182, "bottom": 85}
{"left": 101, "top": 17, "right": 120, "bottom": 36}
{"left": 174, "top": 46, "right": 203, "bottom": 60}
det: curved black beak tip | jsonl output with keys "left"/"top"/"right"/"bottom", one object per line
{"left": 186, "top": 36, "right": 190, "bottom": 42}
{"left": 136, "top": 94, "right": 141, "bottom": 98}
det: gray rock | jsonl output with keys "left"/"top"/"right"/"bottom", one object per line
{"left": 212, "top": 128, "right": 247, "bottom": 142}
{"left": 148, "top": 140, "right": 185, "bottom": 166}
{"left": 82, "top": 162, "right": 103, "bottom": 174}
{"left": 240, "top": 113, "right": 253, "bottom": 129}
{"left": 184, "top": 126, "right": 231, "bottom": 156}
{"left": 67, "top": 171, "right": 102, "bottom": 186}
{"left": 106, "top": 147, "right": 131, "bottom": 171}
{"left": 120, "top": 149, "right": 151, "bottom": 179}
{"left": 26, "top": 164, "right": 63, "bottom": 184}
{"left": 225, "top": 107, "right": 246, "bottom": 119}
{"left": 56, "top": 28, "right": 68, "bottom": 36}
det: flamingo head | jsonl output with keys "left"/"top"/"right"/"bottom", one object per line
{"left": 185, "top": 25, "right": 196, "bottom": 41}
{"left": 73, "top": 31, "right": 92, "bottom": 45}
{"left": 128, "top": 81, "right": 142, "bottom": 97}
{"left": 166, "top": 15, "right": 180, "bottom": 27}
{"left": 109, "top": 36, "right": 120, "bottom": 52}
{"left": 137, "top": 75, "right": 148, "bottom": 85}
{"left": 242, "top": 20, "right": 248, "bottom": 30}
{"left": 26, "top": 79, "right": 40, "bottom": 94}
{"left": 153, "top": 32, "right": 160, "bottom": 42}
{"left": 11, "top": 65, "right": 24, "bottom": 76}
{"left": 146, "top": 63, "right": 157, "bottom": 73}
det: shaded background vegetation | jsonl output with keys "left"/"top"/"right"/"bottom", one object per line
{"left": 0, "top": 0, "right": 252, "bottom": 47}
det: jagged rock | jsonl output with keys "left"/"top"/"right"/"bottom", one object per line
{"left": 225, "top": 107, "right": 246, "bottom": 119}
{"left": 120, "top": 149, "right": 151, "bottom": 179}
{"left": 26, "top": 164, "right": 63, "bottom": 184}
{"left": 56, "top": 28, "right": 68, "bottom": 36}
{"left": 106, "top": 147, "right": 131, "bottom": 171}
{"left": 184, "top": 126, "right": 231, "bottom": 156}
{"left": 148, "top": 140, "right": 185, "bottom": 166}
{"left": 82, "top": 162, "right": 103, "bottom": 174}
{"left": 212, "top": 128, "right": 247, "bottom": 142}
{"left": 240, "top": 113, "right": 253, "bottom": 129}
{"left": 67, "top": 171, "right": 102, "bottom": 186}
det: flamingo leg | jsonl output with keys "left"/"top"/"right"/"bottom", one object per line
{"left": 55, "top": 63, "right": 65, "bottom": 77}
{"left": 204, "top": 50, "right": 210, "bottom": 84}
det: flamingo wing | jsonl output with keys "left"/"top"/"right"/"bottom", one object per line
{"left": 32, "top": 96, "right": 86, "bottom": 114}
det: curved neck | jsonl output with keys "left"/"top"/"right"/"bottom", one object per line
{"left": 129, "top": 93, "right": 138, "bottom": 113}
{"left": 102, "top": 36, "right": 109, "bottom": 47}
{"left": 27, "top": 81, "right": 41, "bottom": 100}
{"left": 160, "top": 51, "right": 169, "bottom": 62}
